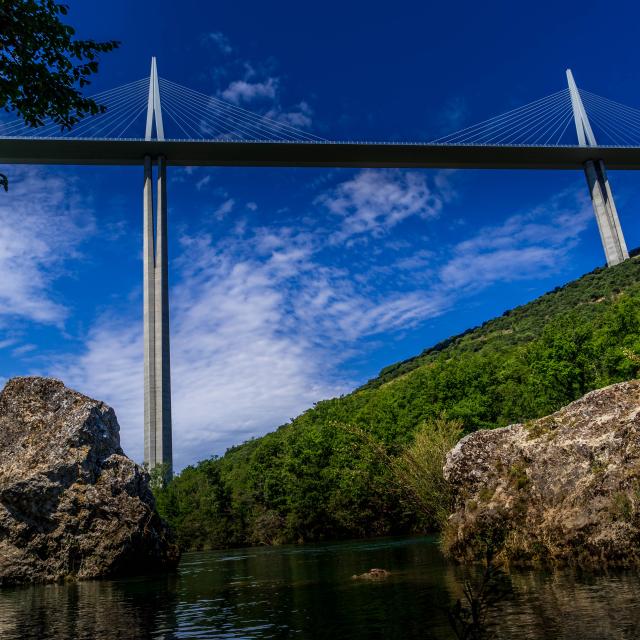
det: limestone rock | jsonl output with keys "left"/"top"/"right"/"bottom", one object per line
{"left": 443, "top": 380, "right": 640, "bottom": 566}
{"left": 0, "top": 377, "right": 179, "bottom": 586}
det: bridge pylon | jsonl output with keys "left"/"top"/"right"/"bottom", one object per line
{"left": 567, "top": 69, "right": 629, "bottom": 267}
{"left": 143, "top": 57, "right": 172, "bottom": 476}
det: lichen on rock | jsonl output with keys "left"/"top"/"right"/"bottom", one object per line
{"left": 442, "top": 379, "right": 640, "bottom": 567}
{"left": 0, "top": 376, "right": 179, "bottom": 586}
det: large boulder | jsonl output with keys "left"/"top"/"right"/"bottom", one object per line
{"left": 0, "top": 377, "right": 179, "bottom": 586}
{"left": 443, "top": 380, "right": 640, "bottom": 567}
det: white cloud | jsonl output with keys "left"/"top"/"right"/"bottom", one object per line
{"left": 318, "top": 169, "right": 447, "bottom": 243}
{"left": 11, "top": 343, "right": 36, "bottom": 357}
{"left": 0, "top": 166, "right": 94, "bottom": 326}
{"left": 393, "top": 249, "right": 435, "bottom": 271}
{"left": 214, "top": 198, "right": 235, "bottom": 220}
{"left": 439, "top": 189, "right": 592, "bottom": 290}
{"left": 265, "top": 101, "right": 314, "bottom": 129}
{"left": 204, "top": 31, "right": 232, "bottom": 55}
{"left": 221, "top": 78, "right": 278, "bottom": 104}
{"left": 200, "top": 36, "right": 316, "bottom": 135}
{"left": 195, "top": 175, "right": 211, "bottom": 191}
{"left": 292, "top": 275, "right": 448, "bottom": 343}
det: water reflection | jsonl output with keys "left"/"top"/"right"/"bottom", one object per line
{"left": 1, "top": 537, "right": 640, "bottom": 639}
{"left": 0, "top": 575, "right": 180, "bottom": 639}
{"left": 493, "top": 569, "right": 640, "bottom": 639}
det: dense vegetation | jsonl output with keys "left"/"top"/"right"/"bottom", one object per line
{"left": 155, "top": 257, "right": 640, "bottom": 550}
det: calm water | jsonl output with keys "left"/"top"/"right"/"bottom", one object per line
{"left": 1, "top": 536, "right": 640, "bottom": 639}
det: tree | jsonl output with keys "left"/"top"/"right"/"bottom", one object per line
{"left": 0, "top": 0, "right": 119, "bottom": 187}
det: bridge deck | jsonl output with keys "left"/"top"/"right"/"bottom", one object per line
{"left": 2, "top": 138, "right": 640, "bottom": 169}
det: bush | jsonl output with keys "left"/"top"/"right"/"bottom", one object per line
{"left": 390, "top": 418, "right": 463, "bottom": 528}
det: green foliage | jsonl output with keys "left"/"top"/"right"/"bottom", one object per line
{"left": 154, "top": 458, "right": 241, "bottom": 550}
{"left": 148, "top": 463, "right": 171, "bottom": 491}
{"left": 389, "top": 418, "right": 463, "bottom": 528}
{"left": 0, "top": 1, "right": 119, "bottom": 129}
{"left": 156, "top": 257, "right": 640, "bottom": 550}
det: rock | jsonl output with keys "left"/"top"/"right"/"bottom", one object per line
{"left": 443, "top": 380, "right": 640, "bottom": 567}
{"left": 351, "top": 568, "right": 390, "bottom": 580}
{"left": 0, "top": 377, "right": 179, "bottom": 586}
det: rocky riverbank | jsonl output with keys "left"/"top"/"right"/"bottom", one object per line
{"left": 443, "top": 380, "right": 640, "bottom": 567}
{"left": 0, "top": 377, "right": 179, "bottom": 586}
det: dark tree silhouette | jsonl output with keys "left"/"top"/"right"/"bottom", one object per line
{"left": 0, "top": 0, "right": 120, "bottom": 188}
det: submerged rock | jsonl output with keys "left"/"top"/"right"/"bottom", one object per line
{"left": 0, "top": 377, "right": 179, "bottom": 586}
{"left": 443, "top": 380, "right": 640, "bottom": 567}
{"left": 351, "top": 568, "right": 390, "bottom": 580}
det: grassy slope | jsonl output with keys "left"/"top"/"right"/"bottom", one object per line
{"left": 159, "top": 257, "right": 640, "bottom": 548}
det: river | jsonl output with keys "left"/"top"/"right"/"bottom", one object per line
{"left": 1, "top": 536, "right": 639, "bottom": 639}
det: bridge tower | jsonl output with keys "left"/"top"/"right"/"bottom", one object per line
{"left": 143, "top": 57, "right": 173, "bottom": 475}
{"left": 567, "top": 69, "right": 629, "bottom": 267}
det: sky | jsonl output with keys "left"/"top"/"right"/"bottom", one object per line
{"left": 2, "top": 0, "right": 640, "bottom": 470}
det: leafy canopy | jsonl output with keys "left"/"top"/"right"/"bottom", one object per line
{"left": 0, "top": 1, "right": 119, "bottom": 129}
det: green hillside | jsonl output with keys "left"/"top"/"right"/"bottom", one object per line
{"left": 155, "top": 256, "right": 640, "bottom": 550}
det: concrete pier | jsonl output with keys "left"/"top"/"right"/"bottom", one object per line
{"left": 154, "top": 156, "right": 172, "bottom": 471}
{"left": 143, "top": 156, "right": 156, "bottom": 468}
{"left": 143, "top": 155, "right": 172, "bottom": 475}
{"left": 584, "top": 160, "right": 629, "bottom": 266}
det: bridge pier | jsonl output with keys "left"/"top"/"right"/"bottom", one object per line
{"left": 584, "top": 159, "right": 628, "bottom": 266}
{"left": 567, "top": 69, "right": 629, "bottom": 267}
{"left": 143, "top": 155, "right": 173, "bottom": 475}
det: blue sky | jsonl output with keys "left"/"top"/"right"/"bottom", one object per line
{"left": 1, "top": 0, "right": 640, "bottom": 470}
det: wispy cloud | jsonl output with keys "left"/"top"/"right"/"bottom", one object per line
{"left": 0, "top": 166, "right": 94, "bottom": 326}
{"left": 265, "top": 101, "right": 314, "bottom": 129}
{"left": 439, "top": 189, "right": 592, "bottom": 290}
{"left": 221, "top": 77, "right": 279, "bottom": 104}
{"left": 205, "top": 32, "right": 317, "bottom": 133}
{"left": 318, "top": 169, "right": 450, "bottom": 243}
{"left": 213, "top": 197, "right": 235, "bottom": 220}
{"left": 195, "top": 175, "right": 211, "bottom": 191}
{"left": 11, "top": 343, "right": 36, "bottom": 357}
{"left": 203, "top": 31, "right": 232, "bottom": 55}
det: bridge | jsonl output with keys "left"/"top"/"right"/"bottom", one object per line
{"left": 1, "top": 59, "right": 638, "bottom": 474}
